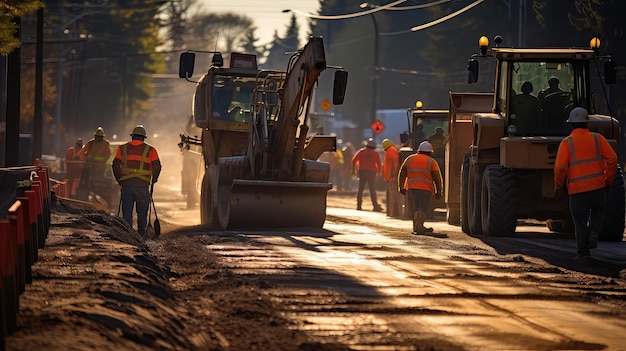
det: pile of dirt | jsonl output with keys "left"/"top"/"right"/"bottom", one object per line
{"left": 6, "top": 199, "right": 351, "bottom": 350}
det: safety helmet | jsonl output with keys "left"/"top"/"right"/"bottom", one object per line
{"left": 366, "top": 138, "right": 376, "bottom": 149}
{"left": 566, "top": 107, "right": 589, "bottom": 123}
{"left": 382, "top": 139, "right": 394, "bottom": 150}
{"left": 94, "top": 127, "right": 105, "bottom": 137}
{"left": 418, "top": 141, "right": 434, "bottom": 153}
{"left": 131, "top": 125, "right": 147, "bottom": 138}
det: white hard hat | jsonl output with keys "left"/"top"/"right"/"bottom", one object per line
{"left": 131, "top": 125, "right": 147, "bottom": 138}
{"left": 418, "top": 141, "right": 433, "bottom": 153}
{"left": 566, "top": 107, "right": 589, "bottom": 123}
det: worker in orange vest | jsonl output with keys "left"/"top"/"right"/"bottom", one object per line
{"left": 79, "top": 126, "right": 112, "bottom": 179}
{"left": 112, "top": 125, "right": 161, "bottom": 238}
{"left": 554, "top": 107, "right": 617, "bottom": 263}
{"left": 351, "top": 138, "right": 383, "bottom": 211}
{"left": 382, "top": 139, "right": 399, "bottom": 217}
{"left": 65, "top": 138, "right": 84, "bottom": 198}
{"left": 398, "top": 141, "right": 443, "bottom": 234}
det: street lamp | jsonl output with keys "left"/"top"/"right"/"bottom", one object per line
{"left": 360, "top": 3, "right": 379, "bottom": 135}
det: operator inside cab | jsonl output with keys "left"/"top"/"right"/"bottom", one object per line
{"left": 211, "top": 77, "right": 252, "bottom": 123}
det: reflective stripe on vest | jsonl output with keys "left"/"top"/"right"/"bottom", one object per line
{"left": 565, "top": 133, "right": 605, "bottom": 187}
{"left": 406, "top": 155, "right": 434, "bottom": 192}
{"left": 119, "top": 143, "right": 152, "bottom": 182}
{"left": 86, "top": 140, "right": 109, "bottom": 162}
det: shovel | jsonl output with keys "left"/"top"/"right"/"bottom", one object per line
{"left": 149, "top": 183, "right": 161, "bottom": 238}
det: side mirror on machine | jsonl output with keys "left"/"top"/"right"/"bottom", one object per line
{"left": 467, "top": 58, "right": 479, "bottom": 84}
{"left": 333, "top": 70, "right": 348, "bottom": 105}
{"left": 604, "top": 59, "right": 616, "bottom": 85}
{"left": 179, "top": 52, "right": 196, "bottom": 79}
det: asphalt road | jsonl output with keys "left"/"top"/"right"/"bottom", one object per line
{"left": 156, "top": 190, "right": 626, "bottom": 350}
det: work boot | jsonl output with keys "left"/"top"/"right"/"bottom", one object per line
{"left": 589, "top": 231, "right": 599, "bottom": 249}
{"left": 412, "top": 210, "right": 433, "bottom": 234}
{"left": 357, "top": 204, "right": 362, "bottom": 211}
{"left": 373, "top": 204, "right": 383, "bottom": 212}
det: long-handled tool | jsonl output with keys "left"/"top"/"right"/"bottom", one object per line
{"left": 149, "top": 183, "right": 160, "bottom": 238}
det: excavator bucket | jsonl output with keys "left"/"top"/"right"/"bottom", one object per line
{"left": 217, "top": 180, "right": 331, "bottom": 229}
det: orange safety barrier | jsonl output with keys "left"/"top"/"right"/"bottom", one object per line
{"left": 36, "top": 169, "right": 51, "bottom": 235}
{"left": 31, "top": 181, "right": 47, "bottom": 244}
{"left": 14, "top": 197, "right": 33, "bottom": 284}
{"left": 23, "top": 190, "right": 41, "bottom": 257}
{"left": 7, "top": 201, "right": 27, "bottom": 294}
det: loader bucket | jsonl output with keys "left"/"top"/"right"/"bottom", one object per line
{"left": 217, "top": 179, "right": 331, "bottom": 229}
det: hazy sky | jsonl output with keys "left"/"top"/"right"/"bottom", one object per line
{"left": 192, "top": 0, "right": 320, "bottom": 46}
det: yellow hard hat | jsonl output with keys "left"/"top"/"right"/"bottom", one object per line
{"left": 131, "top": 125, "right": 147, "bottom": 138}
{"left": 382, "top": 139, "right": 393, "bottom": 150}
{"left": 94, "top": 127, "right": 105, "bottom": 137}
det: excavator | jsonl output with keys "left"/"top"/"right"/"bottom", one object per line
{"left": 178, "top": 37, "right": 348, "bottom": 229}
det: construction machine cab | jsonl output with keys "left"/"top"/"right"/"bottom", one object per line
{"left": 448, "top": 35, "right": 623, "bottom": 240}
{"left": 468, "top": 36, "right": 617, "bottom": 138}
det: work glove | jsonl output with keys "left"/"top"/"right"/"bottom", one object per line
{"left": 152, "top": 178, "right": 158, "bottom": 184}
{"left": 554, "top": 187, "right": 565, "bottom": 200}
{"left": 400, "top": 188, "right": 406, "bottom": 195}
{"left": 435, "top": 192, "right": 442, "bottom": 200}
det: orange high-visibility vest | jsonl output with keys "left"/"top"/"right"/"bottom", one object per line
{"left": 383, "top": 145, "right": 399, "bottom": 181}
{"left": 554, "top": 129, "right": 617, "bottom": 194}
{"left": 84, "top": 139, "right": 110, "bottom": 163}
{"left": 405, "top": 154, "right": 439, "bottom": 192}
{"left": 117, "top": 142, "right": 155, "bottom": 183}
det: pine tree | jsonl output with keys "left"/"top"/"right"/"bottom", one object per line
{"left": 263, "top": 14, "right": 300, "bottom": 70}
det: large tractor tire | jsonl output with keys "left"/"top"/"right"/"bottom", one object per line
{"left": 467, "top": 161, "right": 484, "bottom": 235}
{"left": 600, "top": 167, "right": 625, "bottom": 242}
{"left": 481, "top": 165, "right": 517, "bottom": 237}
{"left": 460, "top": 154, "right": 470, "bottom": 233}
{"left": 200, "top": 172, "right": 218, "bottom": 226}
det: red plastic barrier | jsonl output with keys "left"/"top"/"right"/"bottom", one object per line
{"left": 7, "top": 201, "right": 26, "bottom": 294}
{"left": 24, "top": 190, "right": 41, "bottom": 256}
{"left": 36, "top": 168, "right": 51, "bottom": 232}
{"left": 15, "top": 197, "right": 33, "bottom": 284}
{"left": 31, "top": 181, "right": 47, "bottom": 243}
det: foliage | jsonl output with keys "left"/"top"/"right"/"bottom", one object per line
{"left": 183, "top": 12, "right": 255, "bottom": 53}
{"left": 263, "top": 14, "right": 300, "bottom": 70}
{"left": 0, "top": 0, "right": 44, "bottom": 55}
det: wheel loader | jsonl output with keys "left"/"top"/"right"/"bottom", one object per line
{"left": 446, "top": 35, "right": 624, "bottom": 241}
{"left": 178, "top": 37, "right": 348, "bottom": 229}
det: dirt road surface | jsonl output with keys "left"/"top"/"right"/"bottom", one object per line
{"left": 6, "top": 190, "right": 626, "bottom": 350}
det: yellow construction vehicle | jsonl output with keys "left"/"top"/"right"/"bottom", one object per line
{"left": 178, "top": 37, "right": 348, "bottom": 229}
{"left": 446, "top": 36, "right": 623, "bottom": 240}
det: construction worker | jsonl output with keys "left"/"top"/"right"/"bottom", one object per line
{"left": 339, "top": 142, "right": 355, "bottom": 191}
{"left": 112, "top": 125, "right": 162, "bottom": 237}
{"left": 79, "top": 126, "right": 112, "bottom": 178}
{"left": 398, "top": 141, "right": 443, "bottom": 234}
{"left": 382, "top": 138, "right": 399, "bottom": 217}
{"left": 351, "top": 138, "right": 383, "bottom": 212}
{"left": 554, "top": 107, "right": 617, "bottom": 263}
{"left": 65, "top": 138, "right": 84, "bottom": 198}
{"left": 427, "top": 127, "right": 446, "bottom": 158}
{"left": 76, "top": 127, "right": 111, "bottom": 201}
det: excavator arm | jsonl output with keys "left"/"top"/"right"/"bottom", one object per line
{"left": 269, "top": 37, "right": 327, "bottom": 179}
